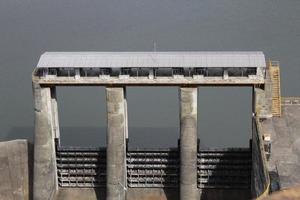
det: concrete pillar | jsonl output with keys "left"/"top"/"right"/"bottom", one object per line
{"left": 51, "top": 88, "right": 60, "bottom": 140}
{"left": 124, "top": 88, "right": 128, "bottom": 141}
{"left": 33, "top": 83, "right": 57, "bottom": 200}
{"left": 106, "top": 87, "right": 127, "bottom": 200}
{"left": 179, "top": 87, "right": 198, "bottom": 200}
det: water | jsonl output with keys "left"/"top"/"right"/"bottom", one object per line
{"left": 0, "top": 0, "right": 299, "bottom": 147}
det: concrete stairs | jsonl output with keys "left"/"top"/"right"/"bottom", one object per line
{"left": 269, "top": 61, "right": 282, "bottom": 117}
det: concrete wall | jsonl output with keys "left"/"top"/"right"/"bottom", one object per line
{"left": 55, "top": 188, "right": 106, "bottom": 200}
{"left": 0, "top": 140, "right": 33, "bottom": 200}
{"left": 251, "top": 118, "right": 270, "bottom": 198}
{"left": 33, "top": 84, "right": 58, "bottom": 200}
{"left": 251, "top": 87, "right": 271, "bottom": 198}
{"left": 126, "top": 188, "right": 251, "bottom": 200}
{"left": 126, "top": 188, "right": 178, "bottom": 200}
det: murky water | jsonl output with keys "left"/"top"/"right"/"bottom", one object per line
{"left": 0, "top": 0, "right": 299, "bottom": 147}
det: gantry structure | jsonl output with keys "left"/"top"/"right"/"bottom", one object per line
{"left": 32, "top": 51, "right": 281, "bottom": 200}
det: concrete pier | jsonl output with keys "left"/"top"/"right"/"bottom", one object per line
{"left": 33, "top": 83, "right": 57, "bottom": 199}
{"left": 106, "top": 87, "right": 127, "bottom": 200}
{"left": 51, "top": 88, "right": 60, "bottom": 140}
{"left": 179, "top": 87, "right": 198, "bottom": 200}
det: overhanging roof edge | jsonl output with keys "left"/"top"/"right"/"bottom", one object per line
{"left": 36, "top": 51, "right": 266, "bottom": 68}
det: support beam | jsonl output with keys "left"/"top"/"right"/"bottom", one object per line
{"left": 179, "top": 87, "right": 198, "bottom": 200}
{"left": 106, "top": 87, "right": 127, "bottom": 200}
{"left": 33, "top": 83, "right": 57, "bottom": 200}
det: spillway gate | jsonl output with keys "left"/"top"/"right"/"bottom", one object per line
{"left": 55, "top": 144, "right": 251, "bottom": 190}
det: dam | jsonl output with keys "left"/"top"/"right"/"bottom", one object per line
{"left": 26, "top": 51, "right": 299, "bottom": 200}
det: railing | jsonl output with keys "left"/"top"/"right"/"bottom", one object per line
{"left": 281, "top": 97, "right": 300, "bottom": 105}
{"left": 268, "top": 60, "right": 282, "bottom": 117}
{"left": 35, "top": 67, "right": 260, "bottom": 78}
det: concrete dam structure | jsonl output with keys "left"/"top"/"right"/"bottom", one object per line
{"left": 25, "top": 51, "right": 300, "bottom": 200}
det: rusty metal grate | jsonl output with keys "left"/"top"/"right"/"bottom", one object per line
{"left": 127, "top": 148, "right": 179, "bottom": 188}
{"left": 56, "top": 146, "right": 106, "bottom": 188}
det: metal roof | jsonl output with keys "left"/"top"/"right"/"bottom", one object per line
{"left": 37, "top": 51, "right": 266, "bottom": 68}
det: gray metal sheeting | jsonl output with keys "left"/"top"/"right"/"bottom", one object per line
{"left": 37, "top": 51, "right": 266, "bottom": 68}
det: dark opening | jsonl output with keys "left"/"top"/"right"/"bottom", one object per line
{"left": 127, "top": 87, "right": 179, "bottom": 148}
{"left": 198, "top": 87, "right": 252, "bottom": 149}
{"left": 56, "top": 87, "right": 106, "bottom": 147}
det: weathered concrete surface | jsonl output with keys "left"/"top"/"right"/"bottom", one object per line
{"left": 252, "top": 118, "right": 270, "bottom": 198}
{"left": 55, "top": 188, "right": 105, "bottom": 200}
{"left": 179, "top": 87, "right": 198, "bottom": 200}
{"left": 126, "top": 188, "right": 178, "bottom": 200}
{"left": 33, "top": 84, "right": 57, "bottom": 200}
{"left": 260, "top": 97, "right": 300, "bottom": 190}
{"left": 34, "top": 75, "right": 265, "bottom": 86}
{"left": 254, "top": 87, "right": 272, "bottom": 118}
{"left": 262, "top": 185, "right": 300, "bottom": 200}
{"left": 0, "top": 140, "right": 32, "bottom": 200}
{"left": 106, "top": 87, "right": 126, "bottom": 200}
{"left": 55, "top": 188, "right": 181, "bottom": 200}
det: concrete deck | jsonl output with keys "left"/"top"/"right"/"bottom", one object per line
{"left": 55, "top": 188, "right": 105, "bottom": 200}
{"left": 260, "top": 97, "right": 300, "bottom": 190}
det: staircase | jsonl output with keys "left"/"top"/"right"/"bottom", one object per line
{"left": 269, "top": 61, "right": 282, "bottom": 117}
{"left": 56, "top": 146, "right": 106, "bottom": 187}
{"left": 198, "top": 149, "right": 252, "bottom": 189}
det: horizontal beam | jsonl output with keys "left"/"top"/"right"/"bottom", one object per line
{"left": 33, "top": 76, "right": 264, "bottom": 86}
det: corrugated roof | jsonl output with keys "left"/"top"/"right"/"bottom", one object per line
{"left": 37, "top": 51, "right": 266, "bottom": 68}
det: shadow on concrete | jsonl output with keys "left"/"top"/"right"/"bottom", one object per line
{"left": 163, "top": 188, "right": 179, "bottom": 200}
{"left": 269, "top": 171, "right": 280, "bottom": 192}
{"left": 94, "top": 188, "right": 106, "bottom": 200}
{"left": 27, "top": 141, "right": 34, "bottom": 200}
{"left": 199, "top": 148, "right": 252, "bottom": 200}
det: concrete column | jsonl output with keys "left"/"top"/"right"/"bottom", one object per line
{"left": 124, "top": 88, "right": 128, "bottom": 141}
{"left": 106, "top": 87, "right": 127, "bottom": 200}
{"left": 33, "top": 83, "right": 57, "bottom": 200}
{"left": 51, "top": 88, "right": 60, "bottom": 140}
{"left": 179, "top": 87, "right": 198, "bottom": 200}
